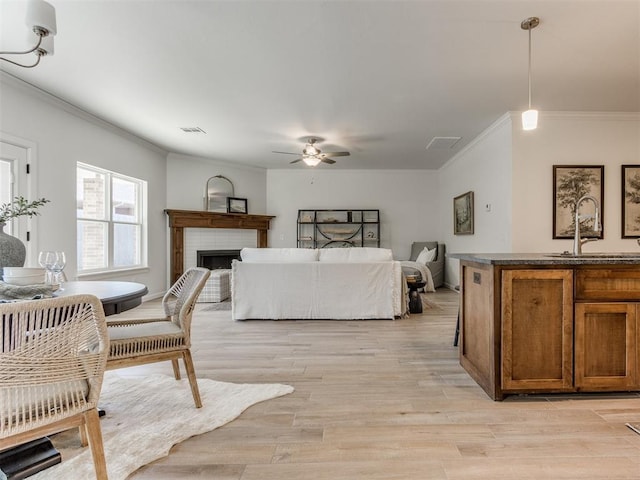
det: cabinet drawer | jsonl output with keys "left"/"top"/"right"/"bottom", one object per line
{"left": 576, "top": 268, "right": 640, "bottom": 301}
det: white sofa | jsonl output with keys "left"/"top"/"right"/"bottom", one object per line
{"left": 231, "top": 247, "right": 405, "bottom": 320}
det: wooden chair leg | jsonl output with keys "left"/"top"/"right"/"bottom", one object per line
{"left": 182, "top": 349, "right": 202, "bottom": 408}
{"left": 84, "top": 408, "right": 108, "bottom": 480}
{"left": 79, "top": 424, "right": 88, "bottom": 447}
{"left": 171, "top": 359, "right": 181, "bottom": 380}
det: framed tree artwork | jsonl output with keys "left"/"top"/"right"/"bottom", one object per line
{"left": 453, "top": 191, "right": 474, "bottom": 235}
{"left": 622, "top": 165, "right": 640, "bottom": 238}
{"left": 553, "top": 165, "right": 604, "bottom": 239}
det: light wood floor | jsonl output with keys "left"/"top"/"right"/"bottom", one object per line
{"left": 109, "top": 288, "right": 640, "bottom": 479}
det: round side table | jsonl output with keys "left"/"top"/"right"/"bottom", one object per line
{"left": 407, "top": 280, "right": 426, "bottom": 314}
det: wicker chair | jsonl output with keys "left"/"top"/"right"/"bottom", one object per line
{"left": 106, "top": 267, "right": 210, "bottom": 408}
{"left": 0, "top": 294, "right": 109, "bottom": 480}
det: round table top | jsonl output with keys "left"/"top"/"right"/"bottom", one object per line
{"left": 406, "top": 280, "right": 426, "bottom": 290}
{"left": 54, "top": 281, "right": 148, "bottom": 303}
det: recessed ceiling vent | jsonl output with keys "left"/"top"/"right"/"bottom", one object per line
{"left": 426, "top": 136, "right": 461, "bottom": 150}
{"left": 180, "top": 127, "right": 206, "bottom": 133}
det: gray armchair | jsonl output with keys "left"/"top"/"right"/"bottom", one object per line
{"left": 408, "top": 241, "right": 445, "bottom": 288}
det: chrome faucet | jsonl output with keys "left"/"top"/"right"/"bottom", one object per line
{"left": 573, "top": 194, "right": 601, "bottom": 255}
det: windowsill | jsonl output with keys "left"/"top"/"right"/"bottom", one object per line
{"left": 76, "top": 266, "right": 150, "bottom": 281}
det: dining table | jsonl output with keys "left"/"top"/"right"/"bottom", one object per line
{"left": 54, "top": 280, "right": 148, "bottom": 315}
{"left": 0, "top": 280, "right": 148, "bottom": 479}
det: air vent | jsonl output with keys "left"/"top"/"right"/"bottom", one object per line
{"left": 426, "top": 136, "right": 461, "bottom": 150}
{"left": 180, "top": 127, "right": 206, "bottom": 133}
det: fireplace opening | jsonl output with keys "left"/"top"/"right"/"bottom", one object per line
{"left": 197, "top": 250, "right": 241, "bottom": 270}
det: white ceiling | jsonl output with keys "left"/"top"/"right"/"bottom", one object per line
{"left": 1, "top": 0, "right": 639, "bottom": 170}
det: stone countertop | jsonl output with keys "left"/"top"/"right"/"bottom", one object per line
{"left": 447, "top": 252, "right": 640, "bottom": 265}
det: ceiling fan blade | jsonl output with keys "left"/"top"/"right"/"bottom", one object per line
{"left": 289, "top": 158, "right": 303, "bottom": 164}
{"left": 322, "top": 151, "right": 350, "bottom": 157}
{"left": 273, "top": 151, "right": 301, "bottom": 156}
{"left": 321, "top": 158, "right": 336, "bottom": 164}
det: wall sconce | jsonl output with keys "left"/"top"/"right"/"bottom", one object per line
{"left": 0, "top": 0, "right": 57, "bottom": 68}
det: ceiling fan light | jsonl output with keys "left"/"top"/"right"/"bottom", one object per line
{"left": 522, "top": 109, "right": 538, "bottom": 130}
{"left": 303, "top": 156, "right": 321, "bottom": 167}
{"left": 26, "top": 0, "right": 57, "bottom": 36}
{"left": 303, "top": 145, "right": 319, "bottom": 156}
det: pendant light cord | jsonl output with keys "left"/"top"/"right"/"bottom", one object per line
{"left": 528, "top": 26, "right": 532, "bottom": 110}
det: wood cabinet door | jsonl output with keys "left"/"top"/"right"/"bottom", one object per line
{"left": 501, "top": 269, "right": 574, "bottom": 392}
{"left": 575, "top": 303, "right": 637, "bottom": 390}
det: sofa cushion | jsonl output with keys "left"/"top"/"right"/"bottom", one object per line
{"left": 410, "top": 242, "right": 438, "bottom": 261}
{"left": 240, "top": 248, "right": 319, "bottom": 263}
{"left": 318, "top": 247, "right": 393, "bottom": 262}
{"left": 416, "top": 246, "right": 437, "bottom": 264}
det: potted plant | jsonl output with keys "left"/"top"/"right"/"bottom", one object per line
{"left": 0, "top": 196, "right": 50, "bottom": 275}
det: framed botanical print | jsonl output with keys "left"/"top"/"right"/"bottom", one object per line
{"left": 553, "top": 165, "right": 604, "bottom": 239}
{"left": 622, "top": 165, "right": 640, "bottom": 238}
{"left": 453, "top": 191, "right": 474, "bottom": 235}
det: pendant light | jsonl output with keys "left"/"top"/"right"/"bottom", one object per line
{"left": 0, "top": 0, "right": 57, "bottom": 68}
{"left": 521, "top": 17, "right": 540, "bottom": 130}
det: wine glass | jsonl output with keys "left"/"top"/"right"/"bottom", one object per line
{"left": 38, "top": 251, "right": 57, "bottom": 285}
{"left": 50, "top": 251, "right": 66, "bottom": 288}
{"left": 38, "top": 251, "right": 66, "bottom": 287}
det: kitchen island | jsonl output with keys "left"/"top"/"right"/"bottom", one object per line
{"left": 451, "top": 253, "right": 640, "bottom": 400}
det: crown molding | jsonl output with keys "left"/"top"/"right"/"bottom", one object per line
{"left": 0, "top": 71, "right": 168, "bottom": 155}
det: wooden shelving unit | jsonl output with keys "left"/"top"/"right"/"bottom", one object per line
{"left": 297, "top": 209, "right": 380, "bottom": 248}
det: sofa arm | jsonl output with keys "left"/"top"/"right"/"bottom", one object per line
{"left": 426, "top": 243, "right": 445, "bottom": 288}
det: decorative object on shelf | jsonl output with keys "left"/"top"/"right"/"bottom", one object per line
{"left": 0, "top": 0, "right": 57, "bottom": 69}
{"left": 521, "top": 16, "right": 540, "bottom": 130}
{"left": 0, "top": 196, "right": 50, "bottom": 276}
{"left": 453, "top": 191, "right": 474, "bottom": 235}
{"left": 553, "top": 165, "right": 604, "bottom": 239}
{"left": 297, "top": 209, "right": 380, "bottom": 248}
{"left": 204, "top": 175, "right": 234, "bottom": 212}
{"left": 621, "top": 165, "right": 640, "bottom": 238}
{"left": 227, "top": 197, "right": 248, "bottom": 214}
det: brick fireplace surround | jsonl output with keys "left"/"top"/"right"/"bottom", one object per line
{"left": 164, "top": 209, "right": 275, "bottom": 283}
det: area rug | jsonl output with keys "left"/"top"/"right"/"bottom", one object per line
{"left": 31, "top": 373, "right": 294, "bottom": 480}
{"left": 421, "top": 294, "right": 443, "bottom": 311}
{"left": 202, "top": 300, "right": 231, "bottom": 311}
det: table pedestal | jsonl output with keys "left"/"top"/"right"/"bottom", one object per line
{"left": 407, "top": 280, "right": 426, "bottom": 314}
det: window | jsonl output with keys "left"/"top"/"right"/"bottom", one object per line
{"left": 77, "top": 163, "right": 147, "bottom": 273}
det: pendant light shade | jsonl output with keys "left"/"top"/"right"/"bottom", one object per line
{"left": 26, "top": 0, "right": 57, "bottom": 36}
{"left": 521, "top": 17, "right": 540, "bottom": 130}
{"left": 0, "top": 0, "right": 57, "bottom": 68}
{"left": 522, "top": 109, "right": 538, "bottom": 131}
{"left": 303, "top": 155, "right": 321, "bottom": 167}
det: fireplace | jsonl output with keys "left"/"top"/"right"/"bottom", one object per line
{"left": 197, "top": 250, "right": 241, "bottom": 270}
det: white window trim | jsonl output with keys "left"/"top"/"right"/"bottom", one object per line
{"left": 77, "top": 162, "right": 148, "bottom": 274}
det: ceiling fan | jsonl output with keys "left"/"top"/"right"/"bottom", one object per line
{"left": 272, "top": 137, "right": 350, "bottom": 166}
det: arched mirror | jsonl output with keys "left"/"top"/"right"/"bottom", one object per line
{"left": 204, "top": 175, "right": 234, "bottom": 212}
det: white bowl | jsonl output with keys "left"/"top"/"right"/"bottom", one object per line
{"left": 3, "top": 274, "right": 45, "bottom": 286}
{"left": 3, "top": 267, "right": 46, "bottom": 276}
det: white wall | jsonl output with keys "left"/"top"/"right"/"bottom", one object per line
{"left": 437, "top": 114, "right": 513, "bottom": 287}
{"left": 266, "top": 169, "right": 440, "bottom": 259}
{"left": 512, "top": 112, "right": 640, "bottom": 253}
{"left": 166, "top": 153, "right": 267, "bottom": 213}
{"left": 0, "top": 75, "right": 168, "bottom": 297}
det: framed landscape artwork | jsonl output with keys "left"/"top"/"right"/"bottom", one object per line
{"left": 622, "top": 165, "right": 640, "bottom": 238}
{"left": 453, "top": 191, "right": 474, "bottom": 235}
{"left": 227, "top": 197, "right": 248, "bottom": 214}
{"left": 553, "top": 165, "right": 604, "bottom": 239}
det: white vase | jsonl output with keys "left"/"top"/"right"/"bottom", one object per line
{"left": 0, "top": 221, "right": 26, "bottom": 277}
